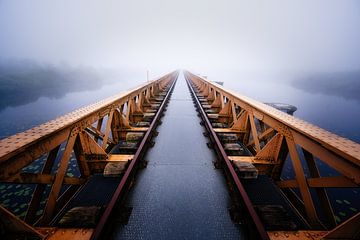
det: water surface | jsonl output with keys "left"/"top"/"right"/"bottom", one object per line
{"left": 0, "top": 70, "right": 359, "bottom": 225}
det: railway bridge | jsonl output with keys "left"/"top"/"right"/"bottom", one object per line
{"left": 0, "top": 71, "right": 359, "bottom": 239}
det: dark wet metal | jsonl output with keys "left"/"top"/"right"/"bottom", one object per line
{"left": 110, "top": 73, "right": 244, "bottom": 239}
{"left": 186, "top": 75, "right": 270, "bottom": 240}
{"left": 242, "top": 175, "right": 309, "bottom": 230}
{"left": 90, "top": 73, "right": 178, "bottom": 240}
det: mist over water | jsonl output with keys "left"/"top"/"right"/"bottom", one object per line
{"left": 0, "top": 60, "right": 147, "bottom": 138}
{"left": 206, "top": 70, "right": 360, "bottom": 143}
{"left": 0, "top": 0, "right": 359, "bottom": 226}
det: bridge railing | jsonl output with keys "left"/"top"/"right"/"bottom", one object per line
{"left": 0, "top": 71, "right": 178, "bottom": 228}
{"left": 185, "top": 70, "right": 360, "bottom": 233}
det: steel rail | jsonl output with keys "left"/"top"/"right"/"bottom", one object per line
{"left": 185, "top": 70, "right": 360, "bottom": 236}
{"left": 0, "top": 72, "right": 177, "bottom": 180}
{"left": 90, "top": 73, "right": 178, "bottom": 240}
{"left": 185, "top": 71, "right": 360, "bottom": 183}
{"left": 185, "top": 75, "right": 270, "bottom": 240}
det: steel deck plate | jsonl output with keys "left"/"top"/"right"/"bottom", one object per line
{"left": 242, "top": 175, "right": 308, "bottom": 230}
{"left": 111, "top": 74, "right": 245, "bottom": 239}
{"left": 52, "top": 175, "right": 120, "bottom": 226}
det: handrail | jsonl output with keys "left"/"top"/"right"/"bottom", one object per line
{"left": 0, "top": 71, "right": 178, "bottom": 180}
{"left": 186, "top": 72, "right": 360, "bottom": 168}
{"left": 185, "top": 70, "right": 360, "bottom": 229}
{"left": 91, "top": 73, "right": 178, "bottom": 239}
{"left": 186, "top": 76, "right": 270, "bottom": 239}
{"left": 0, "top": 70, "right": 178, "bottom": 228}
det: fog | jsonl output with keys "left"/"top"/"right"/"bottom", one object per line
{"left": 1, "top": 0, "right": 360, "bottom": 110}
{"left": 1, "top": 0, "right": 360, "bottom": 76}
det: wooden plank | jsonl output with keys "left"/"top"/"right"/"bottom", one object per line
{"left": 228, "top": 156, "right": 255, "bottom": 162}
{"left": 127, "top": 127, "right": 149, "bottom": 132}
{"left": 186, "top": 71, "right": 360, "bottom": 168}
{"left": 213, "top": 128, "right": 245, "bottom": 133}
{"left": 228, "top": 156, "right": 277, "bottom": 165}
{"left": 0, "top": 71, "right": 178, "bottom": 180}
{"left": 108, "top": 154, "right": 134, "bottom": 161}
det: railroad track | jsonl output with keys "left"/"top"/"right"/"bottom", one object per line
{"left": 0, "top": 71, "right": 178, "bottom": 239}
{"left": 184, "top": 71, "right": 360, "bottom": 240}
{"left": 186, "top": 76, "right": 269, "bottom": 239}
{"left": 0, "top": 70, "right": 359, "bottom": 239}
{"left": 90, "top": 73, "right": 178, "bottom": 239}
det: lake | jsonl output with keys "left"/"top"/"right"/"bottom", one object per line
{"left": 0, "top": 70, "right": 359, "bottom": 225}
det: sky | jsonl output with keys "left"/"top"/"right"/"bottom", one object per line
{"left": 0, "top": 0, "right": 360, "bottom": 76}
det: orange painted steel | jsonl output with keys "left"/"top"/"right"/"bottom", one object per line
{"left": 185, "top": 70, "right": 360, "bottom": 238}
{"left": 186, "top": 76, "right": 270, "bottom": 239}
{"left": 0, "top": 69, "right": 359, "bottom": 239}
{"left": 0, "top": 71, "right": 178, "bottom": 238}
{"left": 90, "top": 73, "right": 177, "bottom": 240}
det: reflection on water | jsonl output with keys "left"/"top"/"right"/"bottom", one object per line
{"left": 219, "top": 72, "right": 360, "bottom": 143}
{"left": 0, "top": 81, "right": 136, "bottom": 138}
{"left": 216, "top": 71, "right": 360, "bottom": 224}
{"left": 0, "top": 60, "right": 146, "bottom": 138}
{"left": 0, "top": 67, "right": 147, "bottom": 220}
{"left": 0, "top": 60, "right": 110, "bottom": 111}
{"left": 292, "top": 71, "right": 360, "bottom": 103}
{"left": 0, "top": 69, "right": 359, "bottom": 225}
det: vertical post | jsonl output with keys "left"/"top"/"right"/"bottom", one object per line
{"left": 302, "top": 148, "right": 336, "bottom": 228}
{"left": 249, "top": 113, "right": 261, "bottom": 152}
{"left": 102, "top": 110, "right": 114, "bottom": 149}
{"left": 74, "top": 132, "right": 91, "bottom": 177}
{"left": 39, "top": 133, "right": 77, "bottom": 225}
{"left": 138, "top": 93, "right": 143, "bottom": 111}
{"left": 220, "top": 93, "right": 225, "bottom": 109}
{"left": 231, "top": 101, "right": 237, "bottom": 124}
{"left": 25, "top": 145, "right": 60, "bottom": 224}
{"left": 125, "top": 100, "right": 131, "bottom": 123}
{"left": 94, "top": 118, "right": 103, "bottom": 143}
{"left": 286, "top": 137, "right": 320, "bottom": 227}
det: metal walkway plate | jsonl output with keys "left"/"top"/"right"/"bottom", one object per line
{"left": 111, "top": 74, "right": 245, "bottom": 239}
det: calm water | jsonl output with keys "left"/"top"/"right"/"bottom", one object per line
{"left": 0, "top": 71, "right": 359, "bottom": 225}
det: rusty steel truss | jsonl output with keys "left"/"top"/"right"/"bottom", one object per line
{"left": 185, "top": 70, "right": 360, "bottom": 239}
{"left": 0, "top": 69, "right": 359, "bottom": 239}
{"left": 0, "top": 71, "right": 178, "bottom": 239}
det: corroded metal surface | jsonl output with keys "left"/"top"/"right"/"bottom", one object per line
{"left": 0, "top": 72, "right": 177, "bottom": 180}
{"left": 111, "top": 73, "right": 244, "bottom": 239}
{"left": 185, "top": 70, "right": 360, "bottom": 239}
{"left": 0, "top": 71, "right": 178, "bottom": 239}
{"left": 1, "top": 70, "right": 359, "bottom": 239}
{"left": 185, "top": 71, "right": 360, "bottom": 176}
